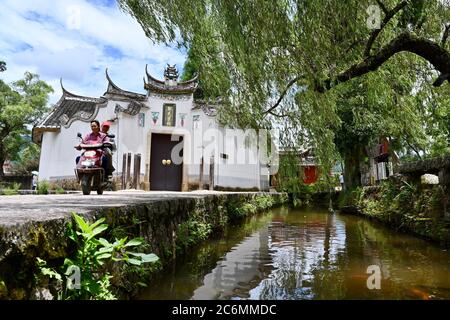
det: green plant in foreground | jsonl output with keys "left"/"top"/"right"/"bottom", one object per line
{"left": 36, "top": 213, "right": 159, "bottom": 300}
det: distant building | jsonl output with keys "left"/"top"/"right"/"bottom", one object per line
{"left": 361, "top": 137, "right": 399, "bottom": 185}
{"left": 298, "top": 149, "right": 320, "bottom": 184}
{"left": 2, "top": 160, "right": 13, "bottom": 175}
{"left": 269, "top": 148, "right": 320, "bottom": 188}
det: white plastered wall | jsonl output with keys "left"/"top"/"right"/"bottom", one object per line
{"left": 187, "top": 115, "right": 265, "bottom": 190}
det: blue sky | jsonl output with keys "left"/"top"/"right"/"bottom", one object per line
{"left": 0, "top": 0, "right": 187, "bottom": 104}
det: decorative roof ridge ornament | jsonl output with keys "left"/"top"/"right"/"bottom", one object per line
{"left": 60, "top": 77, "right": 70, "bottom": 97}
{"left": 164, "top": 64, "right": 179, "bottom": 82}
{"left": 144, "top": 64, "right": 198, "bottom": 94}
{"left": 114, "top": 101, "right": 144, "bottom": 116}
{"left": 33, "top": 80, "right": 108, "bottom": 143}
{"left": 60, "top": 78, "right": 83, "bottom": 99}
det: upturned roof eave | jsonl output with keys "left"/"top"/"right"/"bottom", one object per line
{"left": 104, "top": 68, "right": 147, "bottom": 100}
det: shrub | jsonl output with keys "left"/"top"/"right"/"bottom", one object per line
{"left": 48, "top": 179, "right": 80, "bottom": 191}
{"left": 37, "top": 181, "right": 49, "bottom": 195}
{"left": 2, "top": 182, "right": 20, "bottom": 195}
{"left": 55, "top": 187, "right": 65, "bottom": 194}
{"left": 254, "top": 195, "right": 275, "bottom": 210}
{"left": 35, "top": 213, "right": 159, "bottom": 300}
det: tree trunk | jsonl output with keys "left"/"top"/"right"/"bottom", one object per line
{"left": 0, "top": 156, "right": 5, "bottom": 179}
{"left": 343, "top": 145, "right": 364, "bottom": 190}
{"left": 0, "top": 136, "right": 7, "bottom": 179}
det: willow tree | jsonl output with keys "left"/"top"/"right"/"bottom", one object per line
{"left": 119, "top": 0, "right": 450, "bottom": 188}
{"left": 333, "top": 60, "right": 430, "bottom": 188}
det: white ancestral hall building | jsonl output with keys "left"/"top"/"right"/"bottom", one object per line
{"left": 33, "top": 65, "right": 270, "bottom": 191}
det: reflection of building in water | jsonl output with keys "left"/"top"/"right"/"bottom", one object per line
{"left": 192, "top": 227, "right": 271, "bottom": 300}
{"left": 249, "top": 214, "right": 347, "bottom": 299}
{"left": 193, "top": 213, "right": 348, "bottom": 300}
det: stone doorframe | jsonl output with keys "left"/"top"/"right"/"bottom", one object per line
{"left": 144, "top": 128, "right": 190, "bottom": 191}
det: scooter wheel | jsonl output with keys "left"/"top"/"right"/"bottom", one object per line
{"left": 81, "top": 175, "right": 92, "bottom": 195}
{"left": 97, "top": 188, "right": 103, "bottom": 195}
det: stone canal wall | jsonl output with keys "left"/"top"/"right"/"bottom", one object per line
{"left": 0, "top": 192, "right": 287, "bottom": 299}
{"left": 339, "top": 179, "right": 450, "bottom": 247}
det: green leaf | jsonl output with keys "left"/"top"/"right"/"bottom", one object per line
{"left": 128, "top": 252, "right": 159, "bottom": 263}
{"left": 96, "top": 246, "right": 113, "bottom": 254}
{"left": 41, "top": 267, "right": 62, "bottom": 281}
{"left": 112, "top": 237, "right": 127, "bottom": 248}
{"left": 98, "top": 238, "right": 111, "bottom": 247}
{"left": 67, "top": 226, "right": 78, "bottom": 243}
{"left": 127, "top": 258, "right": 142, "bottom": 266}
{"left": 87, "top": 217, "right": 106, "bottom": 231}
{"left": 88, "top": 224, "right": 108, "bottom": 240}
{"left": 33, "top": 211, "right": 159, "bottom": 300}
{"left": 96, "top": 253, "right": 112, "bottom": 260}
{"left": 63, "top": 258, "right": 75, "bottom": 267}
{"left": 72, "top": 213, "right": 89, "bottom": 233}
{"left": 36, "top": 257, "right": 46, "bottom": 267}
{"left": 139, "top": 253, "right": 159, "bottom": 263}
{"left": 124, "top": 238, "right": 143, "bottom": 247}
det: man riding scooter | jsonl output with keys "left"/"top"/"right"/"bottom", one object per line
{"left": 75, "top": 120, "right": 109, "bottom": 170}
{"left": 75, "top": 120, "right": 112, "bottom": 195}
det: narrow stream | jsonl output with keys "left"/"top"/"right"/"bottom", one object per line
{"left": 137, "top": 206, "right": 450, "bottom": 300}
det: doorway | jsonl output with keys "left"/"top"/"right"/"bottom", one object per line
{"left": 150, "top": 133, "right": 183, "bottom": 191}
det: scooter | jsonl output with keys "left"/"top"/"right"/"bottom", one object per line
{"left": 74, "top": 133, "right": 114, "bottom": 195}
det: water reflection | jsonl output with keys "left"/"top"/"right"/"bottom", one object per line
{"left": 192, "top": 227, "right": 271, "bottom": 299}
{"left": 249, "top": 208, "right": 348, "bottom": 300}
{"left": 138, "top": 206, "right": 450, "bottom": 300}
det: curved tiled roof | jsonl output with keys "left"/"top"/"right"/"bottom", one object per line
{"left": 144, "top": 64, "right": 198, "bottom": 94}
{"left": 104, "top": 69, "right": 147, "bottom": 100}
{"left": 33, "top": 80, "right": 108, "bottom": 143}
{"left": 38, "top": 80, "right": 108, "bottom": 129}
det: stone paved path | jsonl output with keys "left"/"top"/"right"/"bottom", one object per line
{"left": 0, "top": 190, "right": 253, "bottom": 227}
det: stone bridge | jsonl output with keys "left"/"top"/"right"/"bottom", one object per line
{"left": 397, "top": 155, "right": 450, "bottom": 185}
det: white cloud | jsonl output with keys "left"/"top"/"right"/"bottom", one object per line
{"left": 0, "top": 0, "right": 187, "bottom": 105}
{"left": 13, "top": 45, "right": 100, "bottom": 81}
